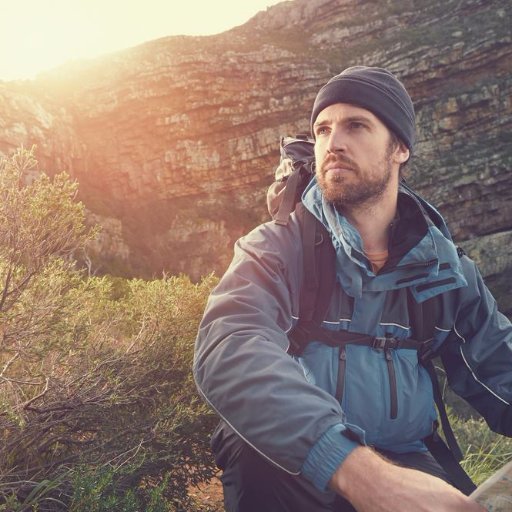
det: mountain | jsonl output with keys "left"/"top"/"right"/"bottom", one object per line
{"left": 0, "top": 0, "right": 510, "bottom": 313}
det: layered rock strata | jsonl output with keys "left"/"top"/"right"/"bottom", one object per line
{"left": 0, "top": 0, "right": 510, "bottom": 312}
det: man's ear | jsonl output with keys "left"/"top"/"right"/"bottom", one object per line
{"left": 395, "top": 142, "right": 410, "bottom": 164}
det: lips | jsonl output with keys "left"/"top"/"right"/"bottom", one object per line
{"left": 322, "top": 162, "right": 357, "bottom": 175}
{"left": 325, "top": 164, "right": 354, "bottom": 172}
{"left": 321, "top": 156, "right": 358, "bottom": 174}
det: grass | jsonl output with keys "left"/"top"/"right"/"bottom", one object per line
{"left": 453, "top": 415, "right": 512, "bottom": 485}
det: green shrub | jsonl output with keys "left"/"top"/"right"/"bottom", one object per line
{"left": 0, "top": 149, "right": 218, "bottom": 510}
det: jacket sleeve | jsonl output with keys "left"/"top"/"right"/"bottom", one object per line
{"left": 193, "top": 220, "right": 362, "bottom": 490}
{"left": 441, "top": 255, "right": 512, "bottom": 435}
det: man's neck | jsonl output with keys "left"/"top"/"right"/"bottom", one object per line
{"left": 340, "top": 192, "right": 398, "bottom": 253}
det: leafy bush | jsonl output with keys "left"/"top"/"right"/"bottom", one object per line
{"left": 0, "top": 148, "right": 218, "bottom": 511}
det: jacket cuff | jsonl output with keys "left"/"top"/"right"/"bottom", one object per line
{"left": 301, "top": 423, "right": 365, "bottom": 491}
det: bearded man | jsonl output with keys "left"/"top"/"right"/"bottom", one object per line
{"left": 194, "top": 66, "right": 511, "bottom": 511}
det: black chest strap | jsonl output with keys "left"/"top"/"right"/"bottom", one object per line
{"left": 287, "top": 321, "right": 475, "bottom": 495}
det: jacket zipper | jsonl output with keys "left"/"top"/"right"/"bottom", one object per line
{"left": 384, "top": 348, "right": 398, "bottom": 419}
{"left": 335, "top": 347, "right": 346, "bottom": 402}
{"left": 378, "top": 258, "right": 437, "bottom": 275}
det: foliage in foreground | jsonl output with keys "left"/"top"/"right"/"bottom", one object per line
{"left": 0, "top": 148, "right": 218, "bottom": 511}
{"left": 455, "top": 414, "right": 512, "bottom": 486}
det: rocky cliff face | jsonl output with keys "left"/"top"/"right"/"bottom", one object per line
{"left": 0, "top": 0, "right": 510, "bottom": 311}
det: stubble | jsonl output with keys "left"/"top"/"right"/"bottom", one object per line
{"left": 316, "top": 144, "right": 395, "bottom": 211}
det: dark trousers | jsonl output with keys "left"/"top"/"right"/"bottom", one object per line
{"left": 217, "top": 435, "right": 452, "bottom": 512}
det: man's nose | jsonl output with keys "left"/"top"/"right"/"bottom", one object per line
{"left": 326, "top": 127, "right": 346, "bottom": 153}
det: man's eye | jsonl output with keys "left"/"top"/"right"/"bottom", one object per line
{"left": 349, "top": 122, "right": 364, "bottom": 130}
{"left": 316, "top": 126, "right": 329, "bottom": 136}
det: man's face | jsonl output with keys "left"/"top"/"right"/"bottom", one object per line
{"left": 313, "top": 103, "right": 409, "bottom": 209}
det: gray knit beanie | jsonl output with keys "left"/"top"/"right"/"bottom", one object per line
{"left": 310, "top": 66, "right": 416, "bottom": 150}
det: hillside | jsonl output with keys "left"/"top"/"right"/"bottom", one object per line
{"left": 0, "top": 0, "right": 510, "bottom": 311}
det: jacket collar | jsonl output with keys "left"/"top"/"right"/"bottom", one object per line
{"left": 302, "top": 178, "right": 467, "bottom": 300}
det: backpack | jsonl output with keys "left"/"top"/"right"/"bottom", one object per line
{"left": 266, "top": 135, "right": 475, "bottom": 495}
{"left": 267, "top": 135, "right": 315, "bottom": 225}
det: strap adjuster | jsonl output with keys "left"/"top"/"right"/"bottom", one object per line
{"left": 372, "top": 336, "right": 399, "bottom": 350}
{"left": 372, "top": 337, "right": 388, "bottom": 350}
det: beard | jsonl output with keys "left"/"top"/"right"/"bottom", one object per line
{"left": 316, "top": 148, "right": 394, "bottom": 211}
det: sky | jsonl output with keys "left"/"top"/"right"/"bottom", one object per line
{"left": 0, "top": 0, "right": 284, "bottom": 81}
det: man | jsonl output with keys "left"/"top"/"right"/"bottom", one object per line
{"left": 193, "top": 66, "right": 511, "bottom": 511}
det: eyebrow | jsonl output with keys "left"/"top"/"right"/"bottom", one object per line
{"left": 345, "top": 115, "right": 373, "bottom": 124}
{"left": 313, "top": 115, "right": 374, "bottom": 129}
{"left": 313, "top": 119, "right": 330, "bottom": 129}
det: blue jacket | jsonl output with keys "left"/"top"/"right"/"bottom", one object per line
{"left": 193, "top": 179, "right": 512, "bottom": 492}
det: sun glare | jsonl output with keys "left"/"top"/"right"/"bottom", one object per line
{"left": 0, "top": 0, "right": 283, "bottom": 81}
{"left": 1, "top": 1, "right": 93, "bottom": 80}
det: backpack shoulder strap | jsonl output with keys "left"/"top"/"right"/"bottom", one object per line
{"left": 406, "top": 290, "right": 439, "bottom": 342}
{"left": 287, "top": 204, "right": 336, "bottom": 355}
{"left": 408, "top": 291, "right": 476, "bottom": 495}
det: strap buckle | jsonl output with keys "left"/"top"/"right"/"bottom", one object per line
{"left": 372, "top": 336, "right": 399, "bottom": 350}
{"left": 372, "top": 337, "right": 387, "bottom": 350}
